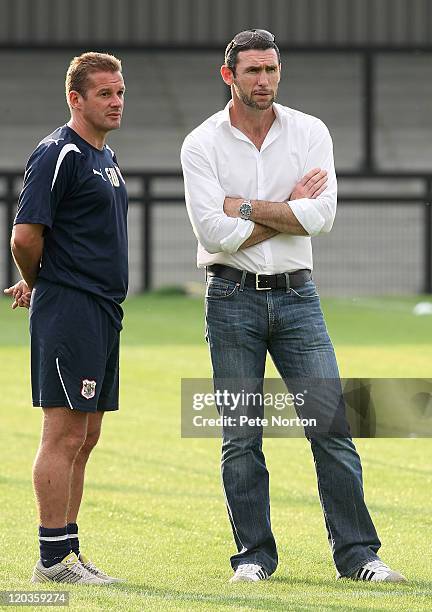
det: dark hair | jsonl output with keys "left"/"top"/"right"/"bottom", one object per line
{"left": 225, "top": 31, "right": 280, "bottom": 76}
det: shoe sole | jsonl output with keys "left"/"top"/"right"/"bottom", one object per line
{"left": 339, "top": 572, "right": 408, "bottom": 583}
{"left": 229, "top": 576, "right": 268, "bottom": 583}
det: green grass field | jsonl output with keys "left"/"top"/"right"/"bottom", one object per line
{"left": 0, "top": 294, "right": 431, "bottom": 611}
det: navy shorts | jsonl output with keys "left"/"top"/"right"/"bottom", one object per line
{"left": 30, "top": 280, "right": 120, "bottom": 413}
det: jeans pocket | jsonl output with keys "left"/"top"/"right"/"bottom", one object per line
{"left": 289, "top": 280, "right": 319, "bottom": 299}
{"left": 205, "top": 277, "right": 239, "bottom": 300}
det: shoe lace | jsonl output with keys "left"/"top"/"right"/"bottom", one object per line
{"left": 81, "top": 557, "right": 113, "bottom": 579}
{"left": 66, "top": 560, "right": 94, "bottom": 579}
{"left": 236, "top": 564, "right": 261, "bottom": 575}
{"left": 83, "top": 559, "right": 97, "bottom": 571}
{"left": 363, "top": 560, "right": 389, "bottom": 572}
{"left": 85, "top": 560, "right": 107, "bottom": 575}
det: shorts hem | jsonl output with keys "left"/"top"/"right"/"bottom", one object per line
{"left": 33, "top": 401, "right": 95, "bottom": 413}
{"left": 32, "top": 401, "right": 119, "bottom": 413}
{"left": 32, "top": 400, "right": 70, "bottom": 408}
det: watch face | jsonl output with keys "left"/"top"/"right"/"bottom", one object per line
{"left": 240, "top": 201, "right": 252, "bottom": 219}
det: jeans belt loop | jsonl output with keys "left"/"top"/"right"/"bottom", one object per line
{"left": 284, "top": 272, "right": 290, "bottom": 293}
{"left": 239, "top": 270, "right": 247, "bottom": 292}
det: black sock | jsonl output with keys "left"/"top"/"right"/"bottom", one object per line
{"left": 66, "top": 523, "right": 80, "bottom": 557}
{"left": 39, "top": 526, "right": 71, "bottom": 568}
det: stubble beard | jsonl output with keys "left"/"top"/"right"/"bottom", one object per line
{"left": 234, "top": 81, "right": 276, "bottom": 110}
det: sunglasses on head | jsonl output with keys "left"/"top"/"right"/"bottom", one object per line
{"left": 225, "top": 29, "right": 276, "bottom": 60}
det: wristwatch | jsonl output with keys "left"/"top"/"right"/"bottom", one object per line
{"left": 239, "top": 199, "right": 253, "bottom": 220}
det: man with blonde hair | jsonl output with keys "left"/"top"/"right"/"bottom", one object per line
{"left": 4, "top": 52, "right": 128, "bottom": 584}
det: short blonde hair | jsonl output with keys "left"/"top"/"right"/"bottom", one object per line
{"left": 65, "top": 52, "right": 122, "bottom": 102}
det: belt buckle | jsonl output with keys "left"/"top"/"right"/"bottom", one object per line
{"left": 255, "top": 273, "right": 271, "bottom": 290}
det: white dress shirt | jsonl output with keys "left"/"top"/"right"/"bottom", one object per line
{"left": 180, "top": 101, "right": 337, "bottom": 273}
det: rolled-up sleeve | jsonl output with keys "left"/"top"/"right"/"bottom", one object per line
{"left": 180, "top": 136, "right": 254, "bottom": 254}
{"left": 289, "top": 119, "right": 337, "bottom": 236}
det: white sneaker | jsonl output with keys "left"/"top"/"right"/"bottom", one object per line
{"left": 351, "top": 560, "right": 407, "bottom": 583}
{"left": 31, "top": 552, "right": 107, "bottom": 585}
{"left": 79, "top": 553, "right": 123, "bottom": 584}
{"left": 230, "top": 563, "right": 269, "bottom": 583}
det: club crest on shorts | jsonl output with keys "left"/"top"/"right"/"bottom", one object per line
{"left": 81, "top": 379, "right": 96, "bottom": 400}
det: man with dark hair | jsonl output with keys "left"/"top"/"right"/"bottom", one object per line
{"left": 4, "top": 52, "right": 127, "bottom": 584}
{"left": 224, "top": 29, "right": 281, "bottom": 74}
{"left": 181, "top": 30, "right": 406, "bottom": 584}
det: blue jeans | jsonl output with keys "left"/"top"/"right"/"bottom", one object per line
{"left": 205, "top": 274, "right": 381, "bottom": 577}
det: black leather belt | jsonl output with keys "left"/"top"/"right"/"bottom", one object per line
{"left": 206, "top": 264, "right": 311, "bottom": 290}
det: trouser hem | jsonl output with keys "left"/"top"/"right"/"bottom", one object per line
{"left": 231, "top": 556, "right": 276, "bottom": 576}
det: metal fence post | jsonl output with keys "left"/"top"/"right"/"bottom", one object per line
{"left": 363, "top": 51, "right": 375, "bottom": 173}
{"left": 142, "top": 175, "right": 152, "bottom": 292}
{"left": 425, "top": 178, "right": 432, "bottom": 294}
{"left": 5, "top": 174, "right": 15, "bottom": 289}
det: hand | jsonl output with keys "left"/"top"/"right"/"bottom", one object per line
{"left": 3, "top": 280, "right": 31, "bottom": 309}
{"left": 223, "top": 197, "right": 243, "bottom": 218}
{"left": 289, "top": 168, "right": 328, "bottom": 201}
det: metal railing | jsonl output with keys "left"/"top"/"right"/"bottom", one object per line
{"left": 2, "top": 169, "right": 431, "bottom": 293}
{"left": 2, "top": 45, "right": 432, "bottom": 292}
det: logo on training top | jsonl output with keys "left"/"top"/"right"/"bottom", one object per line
{"left": 92, "top": 167, "right": 121, "bottom": 187}
{"left": 105, "top": 167, "right": 120, "bottom": 187}
{"left": 81, "top": 379, "right": 97, "bottom": 400}
{"left": 93, "top": 168, "right": 107, "bottom": 181}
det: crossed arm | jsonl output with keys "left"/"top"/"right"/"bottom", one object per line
{"left": 226, "top": 167, "right": 328, "bottom": 250}
{"left": 5, "top": 169, "right": 327, "bottom": 307}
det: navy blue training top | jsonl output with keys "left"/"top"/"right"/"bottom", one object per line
{"left": 14, "top": 125, "right": 128, "bottom": 330}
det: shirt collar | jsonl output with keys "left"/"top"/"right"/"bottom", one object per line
{"left": 215, "top": 100, "right": 233, "bottom": 128}
{"left": 215, "top": 100, "right": 283, "bottom": 130}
